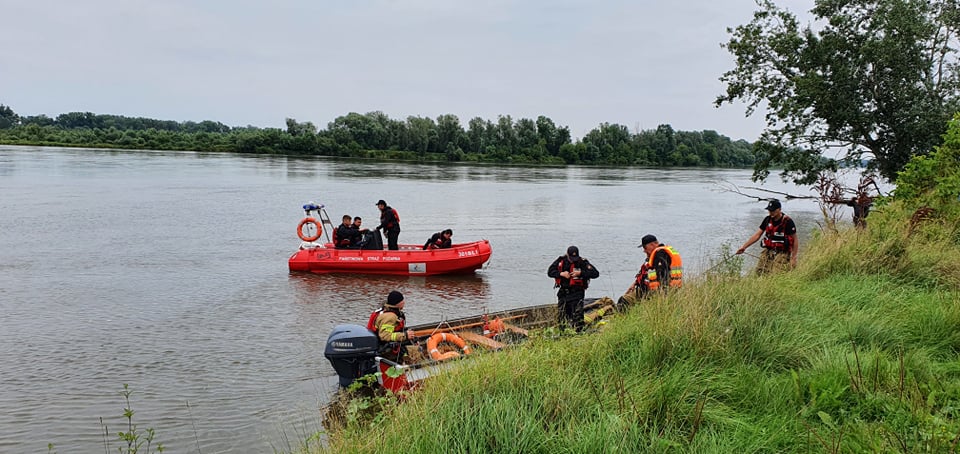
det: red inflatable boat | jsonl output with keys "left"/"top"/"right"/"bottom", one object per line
{"left": 288, "top": 240, "right": 493, "bottom": 276}
{"left": 288, "top": 201, "right": 492, "bottom": 276}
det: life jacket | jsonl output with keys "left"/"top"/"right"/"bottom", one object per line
{"left": 426, "top": 232, "right": 449, "bottom": 249}
{"left": 333, "top": 224, "right": 352, "bottom": 248}
{"left": 554, "top": 258, "right": 588, "bottom": 290}
{"left": 380, "top": 207, "right": 401, "bottom": 230}
{"left": 644, "top": 245, "right": 683, "bottom": 291}
{"left": 366, "top": 308, "right": 406, "bottom": 333}
{"left": 761, "top": 215, "right": 792, "bottom": 252}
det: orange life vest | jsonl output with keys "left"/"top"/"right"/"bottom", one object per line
{"left": 644, "top": 245, "right": 683, "bottom": 291}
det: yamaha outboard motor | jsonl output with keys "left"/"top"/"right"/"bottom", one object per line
{"left": 324, "top": 324, "right": 380, "bottom": 388}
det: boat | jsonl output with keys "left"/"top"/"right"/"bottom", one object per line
{"left": 323, "top": 298, "right": 616, "bottom": 393}
{"left": 288, "top": 202, "right": 493, "bottom": 276}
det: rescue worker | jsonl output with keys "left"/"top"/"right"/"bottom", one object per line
{"left": 547, "top": 246, "right": 599, "bottom": 332}
{"left": 366, "top": 290, "right": 415, "bottom": 362}
{"left": 351, "top": 216, "right": 371, "bottom": 248}
{"left": 375, "top": 199, "right": 401, "bottom": 250}
{"left": 619, "top": 234, "right": 683, "bottom": 307}
{"left": 333, "top": 215, "right": 358, "bottom": 249}
{"left": 736, "top": 198, "right": 798, "bottom": 274}
{"left": 422, "top": 229, "right": 453, "bottom": 250}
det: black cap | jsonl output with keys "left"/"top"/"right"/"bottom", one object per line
{"left": 638, "top": 234, "right": 657, "bottom": 248}
{"left": 765, "top": 199, "right": 781, "bottom": 211}
{"left": 386, "top": 290, "right": 404, "bottom": 306}
{"left": 566, "top": 245, "right": 579, "bottom": 259}
{"left": 376, "top": 199, "right": 387, "bottom": 206}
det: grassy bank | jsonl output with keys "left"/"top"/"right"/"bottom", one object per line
{"left": 318, "top": 200, "right": 959, "bottom": 452}
{"left": 317, "top": 121, "right": 960, "bottom": 453}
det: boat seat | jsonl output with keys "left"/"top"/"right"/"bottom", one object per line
{"left": 501, "top": 323, "right": 528, "bottom": 336}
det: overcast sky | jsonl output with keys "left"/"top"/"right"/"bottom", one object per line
{"left": 1, "top": 0, "right": 814, "bottom": 141}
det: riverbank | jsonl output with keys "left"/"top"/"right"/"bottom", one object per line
{"left": 316, "top": 137, "right": 960, "bottom": 452}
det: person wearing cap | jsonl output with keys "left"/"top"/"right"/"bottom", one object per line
{"left": 375, "top": 199, "right": 401, "bottom": 250}
{"left": 619, "top": 234, "right": 683, "bottom": 307}
{"left": 366, "top": 290, "right": 415, "bottom": 361}
{"left": 422, "top": 229, "right": 453, "bottom": 250}
{"left": 736, "top": 198, "right": 798, "bottom": 274}
{"left": 547, "top": 245, "right": 600, "bottom": 332}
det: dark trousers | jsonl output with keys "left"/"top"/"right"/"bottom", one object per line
{"left": 556, "top": 289, "right": 585, "bottom": 332}
{"left": 385, "top": 230, "right": 400, "bottom": 250}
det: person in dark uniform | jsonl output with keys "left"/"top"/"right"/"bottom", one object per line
{"left": 547, "top": 246, "right": 599, "bottom": 332}
{"left": 375, "top": 199, "right": 401, "bottom": 250}
{"left": 736, "top": 199, "right": 798, "bottom": 274}
{"left": 351, "top": 216, "right": 371, "bottom": 248}
{"left": 422, "top": 229, "right": 453, "bottom": 250}
{"left": 333, "top": 215, "right": 358, "bottom": 249}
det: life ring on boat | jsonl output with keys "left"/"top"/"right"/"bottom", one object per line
{"left": 297, "top": 217, "right": 322, "bottom": 242}
{"left": 426, "top": 332, "right": 472, "bottom": 361}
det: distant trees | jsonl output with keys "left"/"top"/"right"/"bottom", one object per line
{"left": 0, "top": 104, "right": 19, "bottom": 129}
{"left": 0, "top": 106, "right": 755, "bottom": 167}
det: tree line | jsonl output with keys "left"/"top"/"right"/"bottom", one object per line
{"left": 0, "top": 105, "right": 755, "bottom": 167}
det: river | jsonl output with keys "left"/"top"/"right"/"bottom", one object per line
{"left": 0, "top": 145, "right": 832, "bottom": 452}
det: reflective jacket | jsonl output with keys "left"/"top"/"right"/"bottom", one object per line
{"left": 367, "top": 308, "right": 406, "bottom": 343}
{"left": 644, "top": 245, "right": 683, "bottom": 291}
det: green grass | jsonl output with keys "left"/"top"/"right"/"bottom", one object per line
{"left": 317, "top": 201, "right": 960, "bottom": 453}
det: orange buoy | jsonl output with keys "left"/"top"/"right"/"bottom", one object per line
{"left": 426, "top": 332, "right": 472, "bottom": 361}
{"left": 297, "top": 217, "right": 322, "bottom": 242}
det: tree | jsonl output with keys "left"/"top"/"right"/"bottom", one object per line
{"left": 716, "top": 0, "right": 960, "bottom": 184}
{"left": 0, "top": 104, "right": 19, "bottom": 129}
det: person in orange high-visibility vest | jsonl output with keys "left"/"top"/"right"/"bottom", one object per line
{"left": 619, "top": 234, "right": 683, "bottom": 308}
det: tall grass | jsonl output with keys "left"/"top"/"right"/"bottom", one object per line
{"left": 318, "top": 199, "right": 960, "bottom": 453}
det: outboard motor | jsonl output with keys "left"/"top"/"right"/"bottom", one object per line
{"left": 324, "top": 324, "right": 380, "bottom": 388}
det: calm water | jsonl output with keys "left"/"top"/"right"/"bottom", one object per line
{"left": 0, "top": 145, "right": 831, "bottom": 452}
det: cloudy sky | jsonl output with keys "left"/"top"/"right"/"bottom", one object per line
{"left": 1, "top": 0, "right": 814, "bottom": 141}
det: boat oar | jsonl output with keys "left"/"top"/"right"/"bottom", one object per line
{"left": 409, "top": 314, "right": 528, "bottom": 338}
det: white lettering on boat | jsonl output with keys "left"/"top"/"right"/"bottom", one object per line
{"left": 458, "top": 250, "right": 478, "bottom": 257}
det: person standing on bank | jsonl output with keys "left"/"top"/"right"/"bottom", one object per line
{"left": 375, "top": 199, "right": 401, "bottom": 250}
{"left": 547, "top": 246, "right": 599, "bottom": 332}
{"left": 736, "top": 199, "right": 798, "bottom": 274}
{"left": 619, "top": 234, "right": 683, "bottom": 307}
{"left": 423, "top": 229, "right": 453, "bottom": 250}
{"left": 366, "top": 290, "right": 415, "bottom": 362}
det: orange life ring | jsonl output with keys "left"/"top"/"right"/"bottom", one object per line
{"left": 297, "top": 217, "right": 322, "bottom": 242}
{"left": 426, "top": 332, "right": 472, "bottom": 361}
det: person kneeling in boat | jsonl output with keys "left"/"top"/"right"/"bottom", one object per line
{"left": 618, "top": 234, "right": 683, "bottom": 308}
{"left": 334, "top": 215, "right": 359, "bottom": 249}
{"left": 547, "top": 246, "right": 600, "bottom": 332}
{"left": 422, "top": 229, "right": 453, "bottom": 250}
{"left": 367, "top": 290, "right": 415, "bottom": 362}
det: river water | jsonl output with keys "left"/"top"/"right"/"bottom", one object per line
{"left": 0, "top": 145, "right": 831, "bottom": 452}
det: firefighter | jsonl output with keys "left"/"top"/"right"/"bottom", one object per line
{"left": 736, "top": 199, "right": 798, "bottom": 274}
{"left": 619, "top": 234, "right": 683, "bottom": 307}
{"left": 547, "top": 246, "right": 599, "bottom": 332}
{"left": 367, "top": 290, "right": 415, "bottom": 362}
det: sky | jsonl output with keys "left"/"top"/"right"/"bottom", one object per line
{"left": 1, "top": 0, "right": 815, "bottom": 141}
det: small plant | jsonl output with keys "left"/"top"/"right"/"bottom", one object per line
{"left": 100, "top": 384, "right": 164, "bottom": 454}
